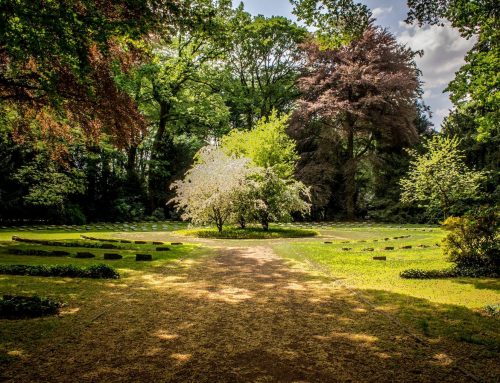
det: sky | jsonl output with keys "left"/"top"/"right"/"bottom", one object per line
{"left": 232, "top": 0, "right": 475, "bottom": 128}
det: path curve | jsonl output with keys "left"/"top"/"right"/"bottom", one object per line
{"left": 3, "top": 245, "right": 482, "bottom": 382}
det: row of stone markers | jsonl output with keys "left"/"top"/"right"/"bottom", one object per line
{"left": 0, "top": 221, "right": 188, "bottom": 232}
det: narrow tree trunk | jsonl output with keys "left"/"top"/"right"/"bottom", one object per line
{"left": 344, "top": 128, "right": 356, "bottom": 220}
{"left": 261, "top": 218, "right": 269, "bottom": 231}
{"left": 126, "top": 144, "right": 138, "bottom": 180}
{"left": 238, "top": 215, "right": 246, "bottom": 229}
{"left": 148, "top": 102, "right": 170, "bottom": 214}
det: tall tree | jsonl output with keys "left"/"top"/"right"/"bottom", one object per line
{"left": 291, "top": 0, "right": 372, "bottom": 47}
{"left": 0, "top": 0, "right": 183, "bottom": 147}
{"left": 223, "top": 6, "right": 307, "bottom": 129}
{"left": 290, "top": 26, "right": 420, "bottom": 219}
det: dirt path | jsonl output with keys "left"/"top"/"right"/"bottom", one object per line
{"left": 2, "top": 246, "right": 487, "bottom": 382}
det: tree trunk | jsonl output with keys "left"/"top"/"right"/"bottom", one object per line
{"left": 261, "top": 218, "right": 269, "bottom": 231}
{"left": 148, "top": 102, "right": 170, "bottom": 214}
{"left": 126, "top": 144, "right": 138, "bottom": 180}
{"left": 238, "top": 215, "right": 246, "bottom": 229}
{"left": 344, "top": 128, "right": 356, "bottom": 220}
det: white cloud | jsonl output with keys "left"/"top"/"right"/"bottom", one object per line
{"left": 396, "top": 22, "right": 475, "bottom": 127}
{"left": 397, "top": 22, "right": 474, "bottom": 89}
{"left": 372, "top": 6, "right": 393, "bottom": 19}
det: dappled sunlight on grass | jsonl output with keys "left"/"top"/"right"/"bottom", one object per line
{"left": 0, "top": 224, "right": 498, "bottom": 382}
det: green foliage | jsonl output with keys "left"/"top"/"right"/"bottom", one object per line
{"left": 442, "top": 209, "right": 499, "bottom": 271}
{"left": 222, "top": 112, "right": 299, "bottom": 178}
{"left": 0, "top": 295, "right": 63, "bottom": 319}
{"left": 246, "top": 168, "right": 311, "bottom": 230}
{"left": 178, "top": 227, "right": 318, "bottom": 239}
{"left": 400, "top": 135, "right": 486, "bottom": 218}
{"left": 406, "top": 0, "right": 499, "bottom": 142}
{"left": 400, "top": 267, "right": 496, "bottom": 279}
{"left": 14, "top": 154, "right": 86, "bottom": 208}
{"left": 400, "top": 268, "right": 459, "bottom": 279}
{"left": 483, "top": 304, "right": 500, "bottom": 318}
{"left": 224, "top": 10, "right": 307, "bottom": 127}
{"left": 0, "top": 263, "right": 120, "bottom": 279}
{"left": 291, "top": 0, "right": 372, "bottom": 47}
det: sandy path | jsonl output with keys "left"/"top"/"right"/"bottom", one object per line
{"left": 2, "top": 246, "right": 487, "bottom": 382}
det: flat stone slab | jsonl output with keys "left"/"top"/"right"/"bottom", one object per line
{"left": 75, "top": 252, "right": 95, "bottom": 258}
{"left": 104, "top": 253, "right": 123, "bottom": 260}
{"left": 136, "top": 254, "right": 153, "bottom": 261}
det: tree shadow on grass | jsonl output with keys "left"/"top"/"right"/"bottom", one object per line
{"left": 0, "top": 247, "right": 498, "bottom": 382}
{"left": 451, "top": 278, "right": 500, "bottom": 292}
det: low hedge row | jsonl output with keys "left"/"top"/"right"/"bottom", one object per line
{"left": 0, "top": 295, "right": 63, "bottom": 319}
{"left": 400, "top": 267, "right": 498, "bottom": 279}
{"left": 12, "top": 237, "right": 118, "bottom": 249}
{"left": 0, "top": 264, "right": 119, "bottom": 279}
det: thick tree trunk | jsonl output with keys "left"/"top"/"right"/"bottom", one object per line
{"left": 148, "top": 102, "right": 170, "bottom": 214}
{"left": 344, "top": 128, "right": 356, "bottom": 220}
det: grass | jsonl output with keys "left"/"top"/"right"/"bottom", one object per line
{"left": 272, "top": 226, "right": 499, "bottom": 309}
{"left": 0, "top": 222, "right": 498, "bottom": 381}
{"left": 177, "top": 225, "right": 318, "bottom": 239}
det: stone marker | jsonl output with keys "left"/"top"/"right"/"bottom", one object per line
{"left": 171, "top": 242, "right": 183, "bottom": 245}
{"left": 362, "top": 248, "right": 374, "bottom": 252}
{"left": 101, "top": 244, "right": 117, "bottom": 249}
{"left": 75, "top": 252, "right": 95, "bottom": 258}
{"left": 153, "top": 241, "right": 163, "bottom": 245}
{"left": 342, "top": 247, "right": 351, "bottom": 251}
{"left": 401, "top": 245, "right": 412, "bottom": 249}
{"left": 104, "top": 253, "right": 123, "bottom": 260}
{"left": 324, "top": 241, "right": 333, "bottom": 244}
{"left": 384, "top": 246, "right": 394, "bottom": 250}
{"left": 373, "top": 256, "right": 386, "bottom": 261}
{"left": 120, "top": 240, "right": 132, "bottom": 243}
{"left": 156, "top": 247, "right": 170, "bottom": 252}
{"left": 136, "top": 254, "right": 153, "bottom": 261}
{"left": 135, "top": 240, "right": 147, "bottom": 244}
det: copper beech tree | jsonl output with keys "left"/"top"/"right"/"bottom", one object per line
{"left": 290, "top": 26, "right": 421, "bottom": 219}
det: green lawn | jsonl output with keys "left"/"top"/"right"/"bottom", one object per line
{"left": 272, "top": 225, "right": 499, "bottom": 309}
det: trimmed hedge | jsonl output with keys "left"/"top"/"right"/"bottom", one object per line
{"left": 400, "top": 267, "right": 498, "bottom": 279}
{"left": 0, "top": 264, "right": 119, "bottom": 279}
{"left": 12, "top": 237, "right": 119, "bottom": 249}
{"left": 0, "top": 295, "right": 63, "bottom": 319}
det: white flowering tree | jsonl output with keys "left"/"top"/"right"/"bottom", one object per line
{"left": 170, "top": 146, "right": 254, "bottom": 232}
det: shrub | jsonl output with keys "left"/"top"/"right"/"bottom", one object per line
{"left": 483, "top": 304, "right": 500, "bottom": 318}
{"left": 0, "top": 295, "right": 63, "bottom": 319}
{"left": 0, "top": 264, "right": 119, "bottom": 279}
{"left": 400, "top": 268, "right": 458, "bottom": 279}
{"left": 442, "top": 208, "right": 499, "bottom": 272}
{"left": 178, "top": 227, "right": 317, "bottom": 239}
{"left": 400, "top": 266, "right": 497, "bottom": 279}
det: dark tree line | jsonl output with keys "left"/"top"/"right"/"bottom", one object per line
{"left": 0, "top": 0, "right": 497, "bottom": 224}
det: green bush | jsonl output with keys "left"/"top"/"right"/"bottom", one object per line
{"left": 442, "top": 208, "right": 499, "bottom": 272}
{"left": 400, "top": 266, "right": 497, "bottom": 279}
{"left": 0, "top": 264, "right": 119, "bottom": 279}
{"left": 0, "top": 295, "right": 63, "bottom": 319}
{"left": 483, "top": 304, "right": 500, "bottom": 318}
{"left": 179, "top": 227, "right": 318, "bottom": 239}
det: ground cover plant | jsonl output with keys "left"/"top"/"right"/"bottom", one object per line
{"left": 178, "top": 226, "right": 318, "bottom": 239}
{"left": 0, "top": 295, "right": 63, "bottom": 319}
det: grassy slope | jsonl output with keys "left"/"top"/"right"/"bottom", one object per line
{"left": 273, "top": 225, "right": 499, "bottom": 308}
